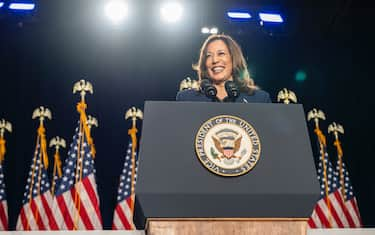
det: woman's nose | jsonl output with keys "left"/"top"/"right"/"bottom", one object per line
{"left": 212, "top": 54, "right": 219, "bottom": 63}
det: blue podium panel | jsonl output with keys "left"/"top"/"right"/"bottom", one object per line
{"left": 135, "top": 101, "right": 319, "bottom": 228}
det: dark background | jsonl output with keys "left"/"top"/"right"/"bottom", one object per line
{"left": 1, "top": 0, "right": 373, "bottom": 229}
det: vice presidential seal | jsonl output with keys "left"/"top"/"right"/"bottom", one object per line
{"left": 195, "top": 115, "right": 261, "bottom": 177}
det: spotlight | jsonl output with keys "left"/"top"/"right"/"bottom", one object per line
{"left": 105, "top": 0, "right": 128, "bottom": 24}
{"left": 160, "top": 2, "right": 183, "bottom": 23}
{"left": 201, "top": 27, "right": 210, "bottom": 34}
{"left": 201, "top": 27, "right": 219, "bottom": 34}
{"left": 210, "top": 27, "right": 218, "bottom": 34}
{"left": 0, "top": 2, "right": 4, "bottom": 8}
{"left": 227, "top": 11, "right": 251, "bottom": 19}
{"left": 9, "top": 2, "right": 35, "bottom": 10}
{"left": 259, "top": 13, "right": 283, "bottom": 23}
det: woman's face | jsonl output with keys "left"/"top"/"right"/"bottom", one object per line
{"left": 205, "top": 39, "right": 233, "bottom": 84}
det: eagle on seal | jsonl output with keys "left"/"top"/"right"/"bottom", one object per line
{"left": 212, "top": 135, "right": 242, "bottom": 160}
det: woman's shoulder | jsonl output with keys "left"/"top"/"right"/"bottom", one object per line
{"left": 239, "top": 89, "right": 272, "bottom": 103}
{"left": 176, "top": 89, "right": 208, "bottom": 101}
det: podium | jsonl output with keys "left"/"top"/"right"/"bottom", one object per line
{"left": 135, "top": 101, "right": 319, "bottom": 235}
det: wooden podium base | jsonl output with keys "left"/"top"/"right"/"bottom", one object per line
{"left": 146, "top": 218, "right": 308, "bottom": 235}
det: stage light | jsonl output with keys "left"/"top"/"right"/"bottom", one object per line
{"left": 210, "top": 27, "right": 218, "bottom": 34}
{"left": 201, "top": 27, "right": 219, "bottom": 34}
{"left": 160, "top": 2, "right": 183, "bottom": 23}
{"left": 0, "top": 2, "right": 4, "bottom": 8}
{"left": 227, "top": 11, "right": 251, "bottom": 19}
{"left": 104, "top": 0, "right": 128, "bottom": 24}
{"left": 295, "top": 70, "right": 307, "bottom": 82}
{"left": 201, "top": 27, "right": 210, "bottom": 34}
{"left": 9, "top": 2, "right": 35, "bottom": 10}
{"left": 259, "top": 13, "right": 283, "bottom": 23}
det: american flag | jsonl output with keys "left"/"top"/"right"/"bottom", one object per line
{"left": 52, "top": 173, "right": 61, "bottom": 196}
{"left": 335, "top": 159, "right": 362, "bottom": 227}
{"left": 112, "top": 141, "right": 137, "bottom": 230}
{"left": 51, "top": 152, "right": 63, "bottom": 196}
{"left": 50, "top": 122, "right": 102, "bottom": 230}
{"left": 0, "top": 164, "right": 8, "bottom": 230}
{"left": 16, "top": 143, "right": 57, "bottom": 230}
{"left": 308, "top": 146, "right": 351, "bottom": 228}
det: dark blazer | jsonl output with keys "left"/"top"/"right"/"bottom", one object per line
{"left": 176, "top": 89, "right": 272, "bottom": 103}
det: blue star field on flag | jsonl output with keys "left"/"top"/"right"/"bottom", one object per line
{"left": 22, "top": 144, "right": 51, "bottom": 205}
{"left": 0, "top": 163, "right": 8, "bottom": 230}
{"left": 55, "top": 125, "right": 95, "bottom": 196}
{"left": 112, "top": 141, "right": 138, "bottom": 230}
{"left": 16, "top": 142, "right": 57, "bottom": 230}
{"left": 316, "top": 151, "right": 339, "bottom": 198}
{"left": 117, "top": 142, "right": 137, "bottom": 203}
{"left": 0, "top": 164, "right": 7, "bottom": 205}
{"left": 51, "top": 120, "right": 102, "bottom": 230}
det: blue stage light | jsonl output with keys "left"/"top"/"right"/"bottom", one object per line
{"left": 0, "top": 2, "right": 4, "bottom": 8}
{"left": 227, "top": 11, "right": 251, "bottom": 19}
{"left": 259, "top": 13, "right": 283, "bottom": 23}
{"left": 9, "top": 3, "right": 35, "bottom": 10}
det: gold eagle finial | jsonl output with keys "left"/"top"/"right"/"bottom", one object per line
{"left": 0, "top": 119, "right": 12, "bottom": 138}
{"left": 328, "top": 122, "right": 344, "bottom": 141}
{"left": 32, "top": 106, "right": 52, "bottom": 125}
{"left": 125, "top": 107, "right": 143, "bottom": 128}
{"left": 307, "top": 108, "right": 326, "bottom": 129}
{"left": 87, "top": 115, "right": 99, "bottom": 130}
{"left": 179, "top": 77, "right": 199, "bottom": 91}
{"left": 0, "top": 119, "right": 12, "bottom": 163}
{"left": 277, "top": 88, "right": 297, "bottom": 104}
{"left": 49, "top": 136, "right": 66, "bottom": 150}
{"left": 73, "top": 79, "right": 93, "bottom": 102}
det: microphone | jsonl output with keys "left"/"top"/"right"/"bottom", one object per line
{"left": 224, "top": 80, "right": 239, "bottom": 102}
{"left": 200, "top": 79, "right": 217, "bottom": 100}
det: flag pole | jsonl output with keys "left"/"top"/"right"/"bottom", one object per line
{"left": 0, "top": 119, "right": 11, "bottom": 230}
{"left": 86, "top": 115, "right": 98, "bottom": 158}
{"left": 72, "top": 79, "right": 94, "bottom": 230}
{"left": 49, "top": 136, "right": 65, "bottom": 197}
{"left": 125, "top": 107, "right": 143, "bottom": 212}
{"left": 74, "top": 120, "right": 85, "bottom": 230}
{"left": 25, "top": 135, "right": 40, "bottom": 231}
{"left": 307, "top": 108, "right": 332, "bottom": 228}
{"left": 73, "top": 115, "right": 98, "bottom": 228}
{"left": 27, "top": 107, "right": 52, "bottom": 230}
{"left": 0, "top": 119, "right": 12, "bottom": 165}
{"left": 328, "top": 123, "right": 345, "bottom": 199}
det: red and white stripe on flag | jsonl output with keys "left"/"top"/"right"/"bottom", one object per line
{"left": 0, "top": 200, "right": 8, "bottom": 230}
{"left": 112, "top": 194, "right": 135, "bottom": 230}
{"left": 0, "top": 163, "right": 8, "bottom": 230}
{"left": 112, "top": 142, "right": 137, "bottom": 230}
{"left": 16, "top": 192, "right": 57, "bottom": 230}
{"left": 308, "top": 190, "right": 361, "bottom": 228}
{"left": 51, "top": 174, "right": 102, "bottom": 230}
